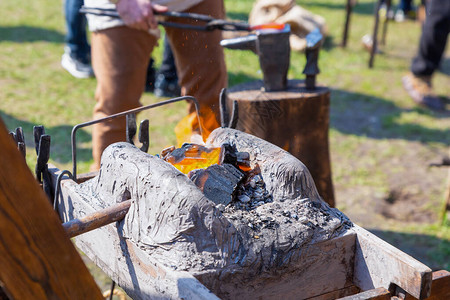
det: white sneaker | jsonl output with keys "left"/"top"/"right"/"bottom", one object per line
{"left": 61, "top": 52, "right": 94, "bottom": 79}
{"left": 395, "top": 10, "right": 405, "bottom": 22}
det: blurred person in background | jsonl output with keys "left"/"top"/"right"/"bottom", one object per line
{"left": 62, "top": 0, "right": 94, "bottom": 78}
{"left": 145, "top": 35, "right": 180, "bottom": 97}
{"left": 402, "top": 0, "right": 449, "bottom": 110}
{"left": 394, "top": 0, "right": 416, "bottom": 22}
{"left": 84, "top": 0, "right": 227, "bottom": 169}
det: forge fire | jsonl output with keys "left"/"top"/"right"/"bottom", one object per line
{"left": 161, "top": 142, "right": 273, "bottom": 211}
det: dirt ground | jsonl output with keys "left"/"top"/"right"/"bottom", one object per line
{"left": 330, "top": 107, "right": 449, "bottom": 271}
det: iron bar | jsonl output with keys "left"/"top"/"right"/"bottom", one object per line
{"left": 71, "top": 96, "right": 202, "bottom": 180}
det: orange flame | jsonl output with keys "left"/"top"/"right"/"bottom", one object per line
{"left": 164, "top": 145, "right": 221, "bottom": 174}
{"left": 163, "top": 144, "right": 252, "bottom": 174}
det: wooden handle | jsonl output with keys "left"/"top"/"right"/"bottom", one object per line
{"left": 63, "top": 199, "right": 132, "bottom": 238}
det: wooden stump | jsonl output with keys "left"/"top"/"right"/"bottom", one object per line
{"left": 227, "top": 79, "right": 335, "bottom": 207}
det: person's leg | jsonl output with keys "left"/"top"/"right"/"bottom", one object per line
{"left": 64, "top": 0, "right": 90, "bottom": 59}
{"left": 159, "top": 36, "right": 178, "bottom": 80}
{"left": 165, "top": 0, "right": 227, "bottom": 141}
{"left": 399, "top": 0, "right": 412, "bottom": 13}
{"left": 154, "top": 36, "right": 181, "bottom": 97}
{"left": 411, "top": 0, "right": 450, "bottom": 76}
{"left": 402, "top": 0, "right": 449, "bottom": 110}
{"left": 91, "top": 26, "right": 157, "bottom": 168}
{"left": 62, "top": 0, "right": 94, "bottom": 78}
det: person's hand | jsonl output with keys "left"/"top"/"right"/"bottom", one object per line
{"left": 116, "top": 0, "right": 168, "bottom": 31}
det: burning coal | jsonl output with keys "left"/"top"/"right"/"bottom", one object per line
{"left": 161, "top": 142, "right": 273, "bottom": 211}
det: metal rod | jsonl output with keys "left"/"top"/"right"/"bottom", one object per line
{"left": 62, "top": 199, "right": 132, "bottom": 238}
{"left": 369, "top": 0, "right": 382, "bottom": 68}
{"left": 79, "top": 7, "right": 250, "bottom": 31}
{"left": 80, "top": 7, "right": 215, "bottom": 22}
{"left": 342, "top": 0, "right": 354, "bottom": 47}
{"left": 54, "top": 170, "right": 73, "bottom": 211}
{"left": 380, "top": 0, "right": 391, "bottom": 46}
{"left": 71, "top": 96, "right": 202, "bottom": 180}
{"left": 109, "top": 281, "right": 116, "bottom": 300}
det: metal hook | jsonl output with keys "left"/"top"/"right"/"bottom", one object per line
{"left": 33, "top": 125, "right": 45, "bottom": 155}
{"left": 53, "top": 170, "right": 73, "bottom": 211}
{"left": 219, "top": 88, "right": 229, "bottom": 128}
{"left": 228, "top": 100, "right": 239, "bottom": 129}
{"left": 126, "top": 113, "right": 137, "bottom": 145}
{"left": 138, "top": 119, "right": 149, "bottom": 153}
{"left": 9, "top": 127, "right": 26, "bottom": 158}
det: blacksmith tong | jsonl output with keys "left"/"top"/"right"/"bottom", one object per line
{"left": 80, "top": 6, "right": 284, "bottom": 32}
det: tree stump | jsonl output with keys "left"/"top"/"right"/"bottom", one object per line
{"left": 227, "top": 79, "right": 335, "bottom": 207}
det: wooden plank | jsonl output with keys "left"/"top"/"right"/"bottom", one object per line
{"left": 205, "top": 231, "right": 356, "bottom": 299}
{"left": 427, "top": 270, "right": 450, "bottom": 300}
{"left": 352, "top": 225, "right": 432, "bottom": 300}
{"left": 0, "top": 119, "right": 103, "bottom": 299}
{"left": 404, "top": 270, "right": 450, "bottom": 300}
{"left": 51, "top": 168, "right": 219, "bottom": 300}
{"left": 307, "top": 285, "right": 360, "bottom": 300}
{"left": 337, "top": 287, "right": 391, "bottom": 300}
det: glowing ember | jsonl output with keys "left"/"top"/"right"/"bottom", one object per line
{"left": 250, "top": 23, "right": 285, "bottom": 31}
{"left": 161, "top": 143, "right": 251, "bottom": 174}
{"left": 162, "top": 144, "right": 221, "bottom": 174}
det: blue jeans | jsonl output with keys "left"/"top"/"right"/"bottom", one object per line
{"left": 64, "top": 0, "right": 90, "bottom": 60}
{"left": 399, "top": 0, "right": 413, "bottom": 13}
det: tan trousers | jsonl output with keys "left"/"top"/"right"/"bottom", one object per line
{"left": 91, "top": 0, "right": 227, "bottom": 169}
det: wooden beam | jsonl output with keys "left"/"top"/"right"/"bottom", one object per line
{"left": 427, "top": 270, "right": 450, "bottom": 300}
{"left": 352, "top": 225, "right": 432, "bottom": 300}
{"left": 0, "top": 118, "right": 103, "bottom": 299}
{"left": 307, "top": 285, "right": 360, "bottom": 299}
{"left": 404, "top": 270, "right": 450, "bottom": 300}
{"left": 337, "top": 287, "right": 391, "bottom": 300}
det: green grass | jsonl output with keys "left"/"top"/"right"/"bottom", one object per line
{"left": 0, "top": 0, "right": 449, "bottom": 275}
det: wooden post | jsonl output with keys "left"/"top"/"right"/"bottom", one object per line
{"left": 342, "top": 0, "right": 354, "bottom": 47}
{"left": 369, "top": 0, "right": 383, "bottom": 68}
{"left": 227, "top": 80, "right": 335, "bottom": 207}
{"left": 0, "top": 118, "right": 103, "bottom": 299}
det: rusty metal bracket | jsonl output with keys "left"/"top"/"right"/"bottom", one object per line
{"left": 126, "top": 114, "right": 149, "bottom": 152}
{"left": 71, "top": 96, "right": 202, "bottom": 180}
{"left": 219, "top": 88, "right": 239, "bottom": 129}
{"left": 35, "top": 132, "right": 53, "bottom": 200}
{"left": 126, "top": 113, "right": 137, "bottom": 145}
{"left": 219, "top": 88, "right": 229, "bottom": 128}
{"left": 228, "top": 100, "right": 239, "bottom": 129}
{"left": 138, "top": 119, "right": 149, "bottom": 153}
{"left": 9, "top": 127, "right": 26, "bottom": 158}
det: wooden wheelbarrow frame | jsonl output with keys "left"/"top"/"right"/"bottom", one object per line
{"left": 50, "top": 166, "right": 447, "bottom": 300}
